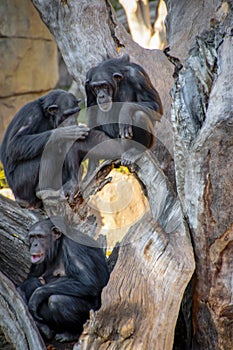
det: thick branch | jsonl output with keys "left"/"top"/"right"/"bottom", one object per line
{"left": 0, "top": 195, "right": 43, "bottom": 285}
{"left": 0, "top": 271, "right": 45, "bottom": 350}
{"left": 171, "top": 22, "right": 233, "bottom": 349}
{"left": 76, "top": 151, "right": 195, "bottom": 349}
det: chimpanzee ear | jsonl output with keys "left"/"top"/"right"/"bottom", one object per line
{"left": 51, "top": 227, "right": 62, "bottom": 240}
{"left": 47, "top": 104, "right": 59, "bottom": 116}
{"left": 113, "top": 72, "right": 123, "bottom": 82}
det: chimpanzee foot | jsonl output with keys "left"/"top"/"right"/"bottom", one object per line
{"left": 36, "top": 322, "right": 55, "bottom": 340}
{"left": 121, "top": 148, "right": 142, "bottom": 167}
{"left": 62, "top": 181, "right": 79, "bottom": 203}
{"left": 55, "top": 331, "right": 80, "bottom": 342}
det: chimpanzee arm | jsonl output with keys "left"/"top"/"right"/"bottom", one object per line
{"left": 118, "top": 102, "right": 162, "bottom": 140}
{"left": 28, "top": 277, "right": 100, "bottom": 321}
{"left": 7, "top": 125, "right": 89, "bottom": 162}
{"left": 76, "top": 130, "right": 124, "bottom": 159}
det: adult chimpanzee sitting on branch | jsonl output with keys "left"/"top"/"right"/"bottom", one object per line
{"left": 85, "top": 55, "right": 163, "bottom": 167}
{"left": 0, "top": 89, "right": 124, "bottom": 208}
{"left": 17, "top": 217, "right": 109, "bottom": 342}
{"left": 0, "top": 90, "right": 88, "bottom": 208}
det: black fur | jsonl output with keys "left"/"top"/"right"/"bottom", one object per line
{"left": 0, "top": 90, "right": 85, "bottom": 208}
{"left": 85, "top": 55, "right": 163, "bottom": 148}
{"left": 18, "top": 218, "right": 109, "bottom": 342}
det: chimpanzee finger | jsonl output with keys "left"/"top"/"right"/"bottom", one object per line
{"left": 125, "top": 125, "right": 133, "bottom": 139}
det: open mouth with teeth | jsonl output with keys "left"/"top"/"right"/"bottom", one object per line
{"left": 31, "top": 253, "right": 44, "bottom": 264}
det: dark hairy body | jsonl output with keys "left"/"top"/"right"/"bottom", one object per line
{"left": 18, "top": 218, "right": 109, "bottom": 342}
{"left": 85, "top": 55, "right": 163, "bottom": 166}
{"left": 0, "top": 89, "right": 124, "bottom": 208}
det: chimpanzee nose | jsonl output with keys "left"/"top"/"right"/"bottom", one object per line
{"left": 99, "top": 93, "right": 105, "bottom": 100}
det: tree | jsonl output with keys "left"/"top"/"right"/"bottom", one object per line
{"left": 119, "top": 0, "right": 167, "bottom": 49}
{"left": 0, "top": 0, "right": 232, "bottom": 349}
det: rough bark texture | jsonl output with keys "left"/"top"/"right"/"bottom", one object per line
{"left": 0, "top": 271, "right": 45, "bottom": 350}
{"left": 171, "top": 10, "right": 233, "bottom": 350}
{"left": 165, "top": 0, "right": 227, "bottom": 62}
{"left": 0, "top": 0, "right": 58, "bottom": 143}
{"left": 76, "top": 153, "right": 195, "bottom": 349}
{"left": 0, "top": 195, "right": 43, "bottom": 285}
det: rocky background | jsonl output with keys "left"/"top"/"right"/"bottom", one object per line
{"left": 0, "top": 0, "right": 60, "bottom": 143}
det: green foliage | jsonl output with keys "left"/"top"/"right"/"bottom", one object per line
{"left": 78, "top": 106, "right": 87, "bottom": 125}
{"left": 110, "top": 0, "right": 121, "bottom": 11}
{"left": 114, "top": 166, "right": 130, "bottom": 174}
{"left": 0, "top": 163, "right": 8, "bottom": 188}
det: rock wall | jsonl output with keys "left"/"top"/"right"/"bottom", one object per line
{"left": 0, "top": 0, "right": 59, "bottom": 143}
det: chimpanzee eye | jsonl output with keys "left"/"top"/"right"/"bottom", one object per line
{"left": 93, "top": 86, "right": 99, "bottom": 94}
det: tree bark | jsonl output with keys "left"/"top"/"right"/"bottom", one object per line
{"left": 0, "top": 195, "right": 43, "bottom": 285}
{"left": 170, "top": 11, "right": 233, "bottom": 350}
{"left": 0, "top": 271, "right": 45, "bottom": 350}
{"left": 75, "top": 152, "right": 195, "bottom": 349}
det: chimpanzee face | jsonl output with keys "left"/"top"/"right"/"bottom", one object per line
{"left": 86, "top": 69, "right": 123, "bottom": 112}
{"left": 90, "top": 81, "right": 113, "bottom": 112}
{"left": 46, "top": 92, "right": 81, "bottom": 128}
{"left": 29, "top": 224, "right": 62, "bottom": 264}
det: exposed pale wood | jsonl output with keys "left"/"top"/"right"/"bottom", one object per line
{"left": 76, "top": 151, "right": 195, "bottom": 349}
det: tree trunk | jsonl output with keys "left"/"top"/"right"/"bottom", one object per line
{"left": 76, "top": 152, "right": 195, "bottom": 349}
{"left": 0, "top": 271, "right": 45, "bottom": 350}
{"left": 171, "top": 23, "right": 233, "bottom": 350}
{"left": 0, "top": 195, "right": 43, "bottom": 285}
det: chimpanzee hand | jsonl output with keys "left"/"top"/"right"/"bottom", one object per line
{"left": 28, "top": 286, "right": 46, "bottom": 321}
{"left": 53, "top": 125, "right": 90, "bottom": 141}
{"left": 119, "top": 103, "right": 135, "bottom": 139}
{"left": 119, "top": 123, "right": 133, "bottom": 139}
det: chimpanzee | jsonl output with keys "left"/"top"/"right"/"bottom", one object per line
{"left": 0, "top": 89, "right": 124, "bottom": 208}
{"left": 0, "top": 90, "right": 87, "bottom": 208}
{"left": 85, "top": 55, "right": 163, "bottom": 166}
{"left": 17, "top": 217, "right": 109, "bottom": 342}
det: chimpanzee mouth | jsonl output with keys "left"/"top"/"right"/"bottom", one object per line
{"left": 99, "top": 101, "right": 112, "bottom": 112}
{"left": 31, "top": 253, "right": 44, "bottom": 264}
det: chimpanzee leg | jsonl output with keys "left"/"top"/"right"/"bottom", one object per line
{"left": 131, "top": 111, "right": 155, "bottom": 148}
{"left": 121, "top": 111, "right": 154, "bottom": 166}
{"left": 62, "top": 142, "right": 83, "bottom": 199}
{"left": 11, "top": 159, "right": 41, "bottom": 208}
{"left": 64, "top": 129, "right": 124, "bottom": 195}
{"left": 38, "top": 294, "right": 96, "bottom": 342}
